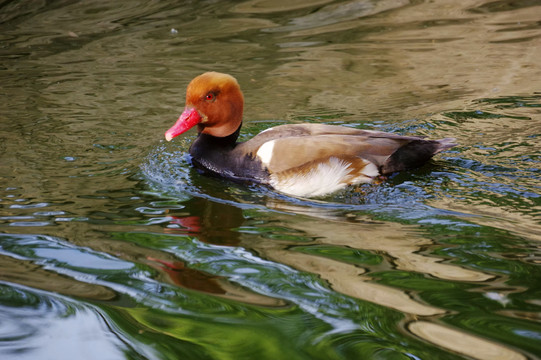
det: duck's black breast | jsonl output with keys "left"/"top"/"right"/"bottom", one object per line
{"left": 189, "top": 132, "right": 269, "bottom": 184}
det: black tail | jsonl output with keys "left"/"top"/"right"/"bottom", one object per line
{"left": 380, "top": 138, "right": 456, "bottom": 174}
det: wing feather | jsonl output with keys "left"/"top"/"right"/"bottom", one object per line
{"left": 233, "top": 124, "right": 454, "bottom": 175}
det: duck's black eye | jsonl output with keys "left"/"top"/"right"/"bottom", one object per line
{"left": 205, "top": 92, "right": 215, "bottom": 101}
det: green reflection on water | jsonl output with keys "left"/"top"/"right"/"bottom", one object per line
{"left": 446, "top": 313, "right": 541, "bottom": 357}
{"left": 292, "top": 244, "right": 383, "bottom": 266}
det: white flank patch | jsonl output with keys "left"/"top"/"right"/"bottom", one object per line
{"left": 271, "top": 157, "right": 378, "bottom": 197}
{"left": 361, "top": 162, "right": 379, "bottom": 178}
{"left": 256, "top": 140, "right": 275, "bottom": 166}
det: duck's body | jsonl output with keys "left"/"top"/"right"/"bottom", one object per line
{"left": 165, "top": 72, "right": 456, "bottom": 197}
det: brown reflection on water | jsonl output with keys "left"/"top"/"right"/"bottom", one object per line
{"left": 433, "top": 200, "right": 541, "bottom": 243}
{"left": 246, "top": 205, "right": 530, "bottom": 359}
{"left": 408, "top": 321, "right": 526, "bottom": 360}
{"left": 264, "top": 248, "right": 445, "bottom": 316}
{"left": 265, "top": 201, "right": 493, "bottom": 282}
{"left": 251, "top": 206, "right": 490, "bottom": 315}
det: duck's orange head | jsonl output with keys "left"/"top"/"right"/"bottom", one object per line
{"left": 165, "top": 72, "right": 244, "bottom": 141}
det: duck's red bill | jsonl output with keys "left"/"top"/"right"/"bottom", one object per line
{"left": 165, "top": 107, "right": 201, "bottom": 141}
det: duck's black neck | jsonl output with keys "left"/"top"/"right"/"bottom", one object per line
{"left": 189, "top": 124, "right": 241, "bottom": 168}
{"left": 195, "top": 124, "right": 242, "bottom": 149}
{"left": 188, "top": 123, "right": 268, "bottom": 182}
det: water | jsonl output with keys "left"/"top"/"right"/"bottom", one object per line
{"left": 1, "top": 0, "right": 540, "bottom": 359}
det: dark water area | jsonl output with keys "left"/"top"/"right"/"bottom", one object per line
{"left": 1, "top": 0, "right": 540, "bottom": 359}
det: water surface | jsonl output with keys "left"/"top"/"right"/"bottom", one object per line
{"left": 1, "top": 1, "right": 540, "bottom": 359}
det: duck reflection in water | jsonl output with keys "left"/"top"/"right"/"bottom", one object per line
{"left": 147, "top": 198, "right": 286, "bottom": 306}
{"left": 147, "top": 256, "right": 225, "bottom": 295}
{"left": 163, "top": 196, "right": 244, "bottom": 246}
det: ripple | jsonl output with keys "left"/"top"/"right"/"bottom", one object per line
{"left": 0, "top": 282, "right": 129, "bottom": 360}
{"left": 9, "top": 221, "right": 52, "bottom": 227}
{"left": 232, "top": 0, "right": 333, "bottom": 14}
{"left": 0, "top": 233, "right": 134, "bottom": 271}
{"left": 9, "top": 202, "right": 49, "bottom": 209}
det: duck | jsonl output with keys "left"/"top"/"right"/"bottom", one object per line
{"left": 164, "top": 72, "right": 456, "bottom": 197}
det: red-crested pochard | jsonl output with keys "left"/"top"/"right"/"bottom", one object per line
{"left": 165, "top": 72, "right": 456, "bottom": 197}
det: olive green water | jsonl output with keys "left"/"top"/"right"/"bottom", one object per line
{"left": 1, "top": 1, "right": 540, "bottom": 359}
